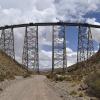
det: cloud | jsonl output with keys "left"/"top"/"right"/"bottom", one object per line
{"left": 66, "top": 48, "right": 77, "bottom": 66}
{"left": 54, "top": 0, "right": 100, "bottom": 22}
{"left": 0, "top": 0, "right": 99, "bottom": 25}
{"left": 86, "top": 18, "right": 100, "bottom": 42}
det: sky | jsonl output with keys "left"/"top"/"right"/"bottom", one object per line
{"left": 0, "top": 0, "right": 100, "bottom": 69}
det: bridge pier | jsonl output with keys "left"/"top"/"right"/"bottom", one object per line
{"left": 22, "top": 26, "right": 39, "bottom": 72}
{"left": 77, "top": 26, "right": 94, "bottom": 65}
{"left": 0, "top": 28, "right": 15, "bottom": 59}
{"left": 52, "top": 25, "right": 67, "bottom": 73}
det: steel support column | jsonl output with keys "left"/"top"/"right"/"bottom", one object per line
{"left": 0, "top": 28, "right": 15, "bottom": 59}
{"left": 77, "top": 26, "right": 94, "bottom": 63}
{"left": 52, "top": 25, "right": 67, "bottom": 73}
{"left": 87, "top": 27, "right": 94, "bottom": 59}
{"left": 22, "top": 26, "right": 39, "bottom": 72}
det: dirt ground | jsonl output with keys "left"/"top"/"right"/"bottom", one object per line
{"left": 0, "top": 75, "right": 62, "bottom": 100}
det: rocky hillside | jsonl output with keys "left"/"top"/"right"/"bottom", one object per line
{"left": 67, "top": 51, "right": 100, "bottom": 98}
{"left": 46, "top": 51, "right": 100, "bottom": 99}
{"left": 0, "top": 50, "right": 31, "bottom": 81}
{"left": 67, "top": 51, "right": 100, "bottom": 74}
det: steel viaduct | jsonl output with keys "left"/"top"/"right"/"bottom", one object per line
{"left": 0, "top": 22, "right": 100, "bottom": 73}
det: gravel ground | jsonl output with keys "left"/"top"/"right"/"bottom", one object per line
{"left": 0, "top": 76, "right": 24, "bottom": 94}
{"left": 45, "top": 79, "right": 98, "bottom": 100}
{"left": 0, "top": 75, "right": 99, "bottom": 100}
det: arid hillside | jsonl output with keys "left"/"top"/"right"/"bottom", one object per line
{"left": 0, "top": 50, "right": 31, "bottom": 81}
{"left": 67, "top": 51, "right": 100, "bottom": 74}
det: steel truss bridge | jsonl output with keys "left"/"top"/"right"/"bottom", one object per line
{"left": 0, "top": 22, "right": 100, "bottom": 73}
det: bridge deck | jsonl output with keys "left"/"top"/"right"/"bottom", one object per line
{"left": 0, "top": 22, "right": 100, "bottom": 30}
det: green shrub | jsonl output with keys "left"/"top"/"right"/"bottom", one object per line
{"left": 85, "top": 72, "right": 100, "bottom": 98}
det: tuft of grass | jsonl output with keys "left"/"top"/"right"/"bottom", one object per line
{"left": 65, "top": 76, "right": 72, "bottom": 81}
{"left": 23, "top": 73, "right": 31, "bottom": 78}
{"left": 46, "top": 73, "right": 66, "bottom": 81}
{"left": 79, "top": 92, "right": 84, "bottom": 97}
{"left": 55, "top": 75, "right": 66, "bottom": 81}
{"left": 46, "top": 73, "right": 56, "bottom": 79}
{"left": 71, "top": 75, "right": 83, "bottom": 82}
{"left": 70, "top": 90, "right": 77, "bottom": 96}
{"left": 0, "top": 75, "right": 5, "bottom": 82}
{"left": 0, "top": 50, "right": 33, "bottom": 81}
{"left": 71, "top": 83, "right": 76, "bottom": 87}
{"left": 6, "top": 71, "right": 15, "bottom": 80}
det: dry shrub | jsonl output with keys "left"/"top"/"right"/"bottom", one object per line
{"left": 85, "top": 72, "right": 100, "bottom": 98}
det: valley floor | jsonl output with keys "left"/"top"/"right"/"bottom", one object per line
{"left": 0, "top": 75, "right": 62, "bottom": 100}
{"left": 0, "top": 75, "right": 99, "bottom": 100}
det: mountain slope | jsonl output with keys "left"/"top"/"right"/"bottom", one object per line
{"left": 0, "top": 50, "right": 31, "bottom": 81}
{"left": 67, "top": 51, "right": 100, "bottom": 74}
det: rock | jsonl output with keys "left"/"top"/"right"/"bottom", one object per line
{"left": 60, "top": 95, "right": 63, "bottom": 98}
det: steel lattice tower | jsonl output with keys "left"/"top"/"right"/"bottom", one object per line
{"left": 52, "top": 25, "right": 67, "bottom": 73}
{"left": 77, "top": 26, "right": 94, "bottom": 63}
{"left": 22, "top": 26, "right": 39, "bottom": 72}
{"left": 87, "top": 27, "right": 94, "bottom": 59}
{"left": 0, "top": 28, "right": 15, "bottom": 59}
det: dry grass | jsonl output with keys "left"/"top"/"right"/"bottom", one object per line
{"left": 85, "top": 72, "right": 100, "bottom": 98}
{"left": 70, "top": 90, "right": 77, "bottom": 96}
{"left": 78, "top": 92, "right": 84, "bottom": 97}
{"left": 0, "top": 50, "right": 32, "bottom": 81}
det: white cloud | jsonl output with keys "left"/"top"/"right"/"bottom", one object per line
{"left": 66, "top": 48, "right": 77, "bottom": 66}
{"left": 54, "top": 0, "right": 100, "bottom": 22}
{"left": 86, "top": 18, "right": 100, "bottom": 42}
{"left": 0, "top": 0, "right": 99, "bottom": 25}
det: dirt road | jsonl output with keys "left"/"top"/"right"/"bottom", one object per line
{"left": 0, "top": 75, "right": 62, "bottom": 100}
